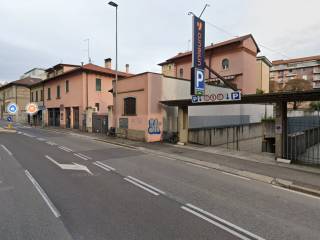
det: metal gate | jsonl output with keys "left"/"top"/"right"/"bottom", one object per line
{"left": 92, "top": 114, "right": 108, "bottom": 134}
{"left": 286, "top": 114, "right": 320, "bottom": 165}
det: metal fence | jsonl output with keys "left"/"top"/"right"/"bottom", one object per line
{"left": 286, "top": 115, "right": 320, "bottom": 165}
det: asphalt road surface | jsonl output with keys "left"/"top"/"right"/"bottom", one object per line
{"left": 0, "top": 123, "right": 319, "bottom": 240}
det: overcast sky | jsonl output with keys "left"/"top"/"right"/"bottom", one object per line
{"left": 1, "top": 0, "right": 320, "bottom": 82}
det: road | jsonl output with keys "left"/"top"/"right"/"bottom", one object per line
{"left": 0, "top": 123, "right": 319, "bottom": 239}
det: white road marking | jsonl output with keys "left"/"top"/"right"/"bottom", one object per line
{"left": 25, "top": 170, "right": 61, "bottom": 218}
{"left": 127, "top": 176, "right": 166, "bottom": 195}
{"left": 46, "top": 155, "right": 93, "bottom": 175}
{"left": 74, "top": 153, "right": 89, "bottom": 161}
{"left": 77, "top": 153, "right": 92, "bottom": 160}
{"left": 124, "top": 178, "right": 159, "bottom": 196}
{"left": 37, "top": 138, "right": 46, "bottom": 141}
{"left": 272, "top": 185, "right": 320, "bottom": 201}
{"left": 93, "top": 162, "right": 110, "bottom": 172}
{"left": 46, "top": 141, "right": 57, "bottom": 146}
{"left": 221, "top": 172, "right": 251, "bottom": 181}
{"left": 183, "top": 204, "right": 265, "bottom": 240}
{"left": 58, "top": 146, "right": 73, "bottom": 152}
{"left": 1, "top": 145, "right": 13, "bottom": 156}
{"left": 96, "top": 161, "right": 115, "bottom": 171}
{"left": 184, "top": 162, "right": 209, "bottom": 170}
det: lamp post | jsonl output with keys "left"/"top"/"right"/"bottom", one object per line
{"left": 108, "top": 1, "right": 118, "bottom": 128}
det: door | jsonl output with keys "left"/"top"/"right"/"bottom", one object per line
{"left": 73, "top": 107, "right": 79, "bottom": 129}
{"left": 65, "top": 108, "right": 71, "bottom": 128}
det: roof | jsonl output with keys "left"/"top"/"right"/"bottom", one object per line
{"left": 159, "top": 34, "right": 260, "bottom": 66}
{"left": 273, "top": 55, "right": 320, "bottom": 65}
{"left": 0, "top": 77, "right": 42, "bottom": 90}
{"left": 42, "top": 63, "right": 133, "bottom": 84}
{"left": 257, "top": 56, "right": 273, "bottom": 67}
{"left": 45, "top": 63, "right": 80, "bottom": 72}
{"left": 161, "top": 90, "right": 320, "bottom": 107}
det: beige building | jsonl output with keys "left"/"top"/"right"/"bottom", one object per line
{"left": 256, "top": 56, "right": 272, "bottom": 93}
{"left": 0, "top": 77, "right": 42, "bottom": 123}
{"left": 30, "top": 81, "right": 45, "bottom": 126}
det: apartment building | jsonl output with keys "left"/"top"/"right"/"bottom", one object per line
{"left": 0, "top": 77, "right": 42, "bottom": 122}
{"left": 159, "top": 34, "right": 261, "bottom": 94}
{"left": 43, "top": 60, "right": 131, "bottom": 131}
{"left": 270, "top": 55, "right": 320, "bottom": 89}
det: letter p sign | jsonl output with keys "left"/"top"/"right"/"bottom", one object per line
{"left": 195, "top": 68, "right": 205, "bottom": 96}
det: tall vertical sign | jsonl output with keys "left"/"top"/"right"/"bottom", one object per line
{"left": 191, "top": 16, "right": 205, "bottom": 96}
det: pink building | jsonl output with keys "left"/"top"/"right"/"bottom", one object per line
{"left": 43, "top": 61, "right": 131, "bottom": 130}
{"left": 159, "top": 34, "right": 260, "bottom": 94}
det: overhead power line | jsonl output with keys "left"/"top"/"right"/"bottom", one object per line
{"left": 206, "top": 21, "right": 289, "bottom": 59}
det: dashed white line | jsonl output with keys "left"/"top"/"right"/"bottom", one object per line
{"left": 96, "top": 161, "right": 115, "bottom": 171}
{"left": 184, "top": 162, "right": 209, "bottom": 170}
{"left": 25, "top": 170, "right": 61, "bottom": 218}
{"left": 77, "top": 153, "right": 92, "bottom": 160}
{"left": 58, "top": 146, "right": 73, "bottom": 152}
{"left": 124, "top": 178, "right": 160, "bottom": 196}
{"left": 46, "top": 141, "right": 57, "bottom": 146}
{"left": 127, "top": 176, "right": 166, "bottom": 195}
{"left": 221, "top": 172, "right": 251, "bottom": 181}
{"left": 37, "top": 138, "right": 46, "bottom": 141}
{"left": 93, "top": 162, "right": 111, "bottom": 172}
{"left": 1, "top": 145, "right": 13, "bottom": 156}
{"left": 74, "top": 153, "right": 89, "bottom": 161}
{"left": 272, "top": 185, "right": 320, "bottom": 201}
{"left": 182, "top": 204, "right": 265, "bottom": 240}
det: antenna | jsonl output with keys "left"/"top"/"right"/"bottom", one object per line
{"left": 84, "top": 38, "right": 92, "bottom": 63}
{"left": 199, "top": 3, "right": 210, "bottom": 18}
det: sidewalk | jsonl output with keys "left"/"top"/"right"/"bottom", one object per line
{"left": 43, "top": 127, "right": 320, "bottom": 196}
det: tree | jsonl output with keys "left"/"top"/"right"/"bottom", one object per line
{"left": 269, "top": 80, "right": 283, "bottom": 93}
{"left": 283, "top": 79, "right": 313, "bottom": 110}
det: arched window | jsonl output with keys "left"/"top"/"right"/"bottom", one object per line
{"left": 124, "top": 97, "right": 136, "bottom": 116}
{"left": 179, "top": 68, "right": 184, "bottom": 78}
{"left": 222, "top": 58, "right": 230, "bottom": 70}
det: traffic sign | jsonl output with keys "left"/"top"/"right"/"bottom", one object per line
{"left": 26, "top": 103, "right": 39, "bottom": 115}
{"left": 191, "top": 91, "right": 242, "bottom": 104}
{"left": 7, "top": 116, "right": 12, "bottom": 122}
{"left": 7, "top": 103, "right": 18, "bottom": 114}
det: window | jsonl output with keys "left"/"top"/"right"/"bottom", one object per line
{"left": 35, "top": 91, "right": 38, "bottom": 102}
{"left": 47, "top": 88, "right": 51, "bottom": 100}
{"left": 179, "top": 68, "right": 184, "bottom": 78}
{"left": 57, "top": 85, "right": 61, "bottom": 99}
{"left": 31, "top": 92, "right": 34, "bottom": 102}
{"left": 222, "top": 59, "right": 229, "bottom": 70}
{"left": 95, "top": 103, "right": 100, "bottom": 112}
{"left": 124, "top": 97, "right": 136, "bottom": 116}
{"left": 40, "top": 90, "right": 44, "bottom": 101}
{"left": 96, "top": 78, "right": 101, "bottom": 91}
{"left": 66, "top": 80, "right": 69, "bottom": 93}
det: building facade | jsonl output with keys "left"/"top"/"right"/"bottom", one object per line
{"left": 30, "top": 82, "right": 45, "bottom": 126}
{"left": 0, "top": 77, "right": 42, "bottom": 123}
{"left": 270, "top": 55, "right": 320, "bottom": 89}
{"left": 159, "top": 34, "right": 261, "bottom": 94}
{"left": 43, "top": 61, "right": 131, "bottom": 131}
{"left": 256, "top": 56, "right": 272, "bottom": 93}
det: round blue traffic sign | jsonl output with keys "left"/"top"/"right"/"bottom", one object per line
{"left": 7, "top": 103, "right": 18, "bottom": 114}
{"left": 7, "top": 116, "right": 12, "bottom": 122}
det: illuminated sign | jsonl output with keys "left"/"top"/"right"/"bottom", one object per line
{"left": 7, "top": 103, "right": 18, "bottom": 114}
{"left": 191, "top": 91, "right": 241, "bottom": 103}
{"left": 26, "top": 103, "right": 39, "bottom": 115}
{"left": 191, "top": 16, "right": 206, "bottom": 96}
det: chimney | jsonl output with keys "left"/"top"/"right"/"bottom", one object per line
{"left": 104, "top": 58, "right": 112, "bottom": 69}
{"left": 125, "top": 64, "right": 129, "bottom": 73}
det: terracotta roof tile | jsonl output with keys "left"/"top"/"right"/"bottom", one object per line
{"left": 272, "top": 55, "right": 320, "bottom": 65}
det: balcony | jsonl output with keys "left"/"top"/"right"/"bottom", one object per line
{"left": 313, "top": 67, "right": 320, "bottom": 74}
{"left": 313, "top": 81, "right": 320, "bottom": 89}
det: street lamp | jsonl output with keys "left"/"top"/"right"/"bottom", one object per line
{"left": 108, "top": 1, "right": 118, "bottom": 128}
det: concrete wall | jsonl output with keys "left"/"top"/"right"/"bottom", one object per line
{"left": 188, "top": 122, "right": 264, "bottom": 153}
